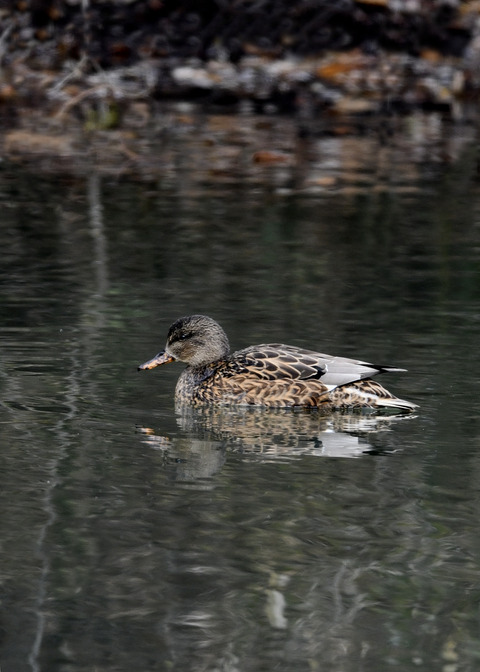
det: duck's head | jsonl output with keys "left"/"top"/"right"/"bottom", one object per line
{"left": 138, "top": 315, "right": 230, "bottom": 370}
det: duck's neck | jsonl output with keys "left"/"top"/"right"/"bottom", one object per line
{"left": 175, "top": 362, "right": 219, "bottom": 401}
{"left": 186, "top": 362, "right": 219, "bottom": 381}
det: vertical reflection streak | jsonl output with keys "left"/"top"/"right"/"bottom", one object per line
{"left": 27, "top": 343, "right": 81, "bottom": 672}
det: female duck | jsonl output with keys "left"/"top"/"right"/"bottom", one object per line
{"left": 138, "top": 315, "right": 417, "bottom": 411}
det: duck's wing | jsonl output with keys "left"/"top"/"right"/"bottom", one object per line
{"left": 231, "top": 344, "right": 405, "bottom": 388}
{"left": 193, "top": 346, "right": 413, "bottom": 409}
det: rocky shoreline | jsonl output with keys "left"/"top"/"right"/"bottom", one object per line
{"left": 2, "top": 1, "right": 480, "bottom": 172}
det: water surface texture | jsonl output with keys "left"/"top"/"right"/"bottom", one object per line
{"left": 1, "top": 114, "right": 480, "bottom": 672}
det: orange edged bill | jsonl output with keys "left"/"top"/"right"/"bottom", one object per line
{"left": 138, "top": 351, "right": 175, "bottom": 370}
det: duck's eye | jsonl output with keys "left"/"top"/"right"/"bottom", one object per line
{"left": 168, "top": 331, "right": 193, "bottom": 346}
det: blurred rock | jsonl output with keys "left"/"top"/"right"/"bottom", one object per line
{"left": 0, "top": 0, "right": 479, "bottom": 134}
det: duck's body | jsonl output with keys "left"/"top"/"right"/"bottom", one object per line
{"left": 138, "top": 315, "right": 417, "bottom": 412}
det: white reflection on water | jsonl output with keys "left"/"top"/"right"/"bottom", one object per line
{"left": 138, "top": 406, "right": 418, "bottom": 477}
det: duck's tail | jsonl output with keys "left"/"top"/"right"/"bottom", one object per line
{"left": 374, "top": 395, "right": 419, "bottom": 412}
{"left": 327, "top": 379, "right": 418, "bottom": 413}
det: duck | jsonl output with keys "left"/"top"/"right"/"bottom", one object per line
{"left": 138, "top": 315, "right": 417, "bottom": 412}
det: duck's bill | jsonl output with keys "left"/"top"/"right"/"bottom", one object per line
{"left": 138, "top": 351, "right": 175, "bottom": 370}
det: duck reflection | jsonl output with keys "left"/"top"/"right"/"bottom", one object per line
{"left": 137, "top": 405, "right": 416, "bottom": 480}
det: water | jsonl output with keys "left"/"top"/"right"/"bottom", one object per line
{"left": 1, "top": 111, "right": 480, "bottom": 671}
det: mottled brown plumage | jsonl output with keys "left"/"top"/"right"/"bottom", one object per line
{"left": 138, "top": 315, "right": 417, "bottom": 411}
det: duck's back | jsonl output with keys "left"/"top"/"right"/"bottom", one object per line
{"left": 175, "top": 344, "right": 416, "bottom": 410}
